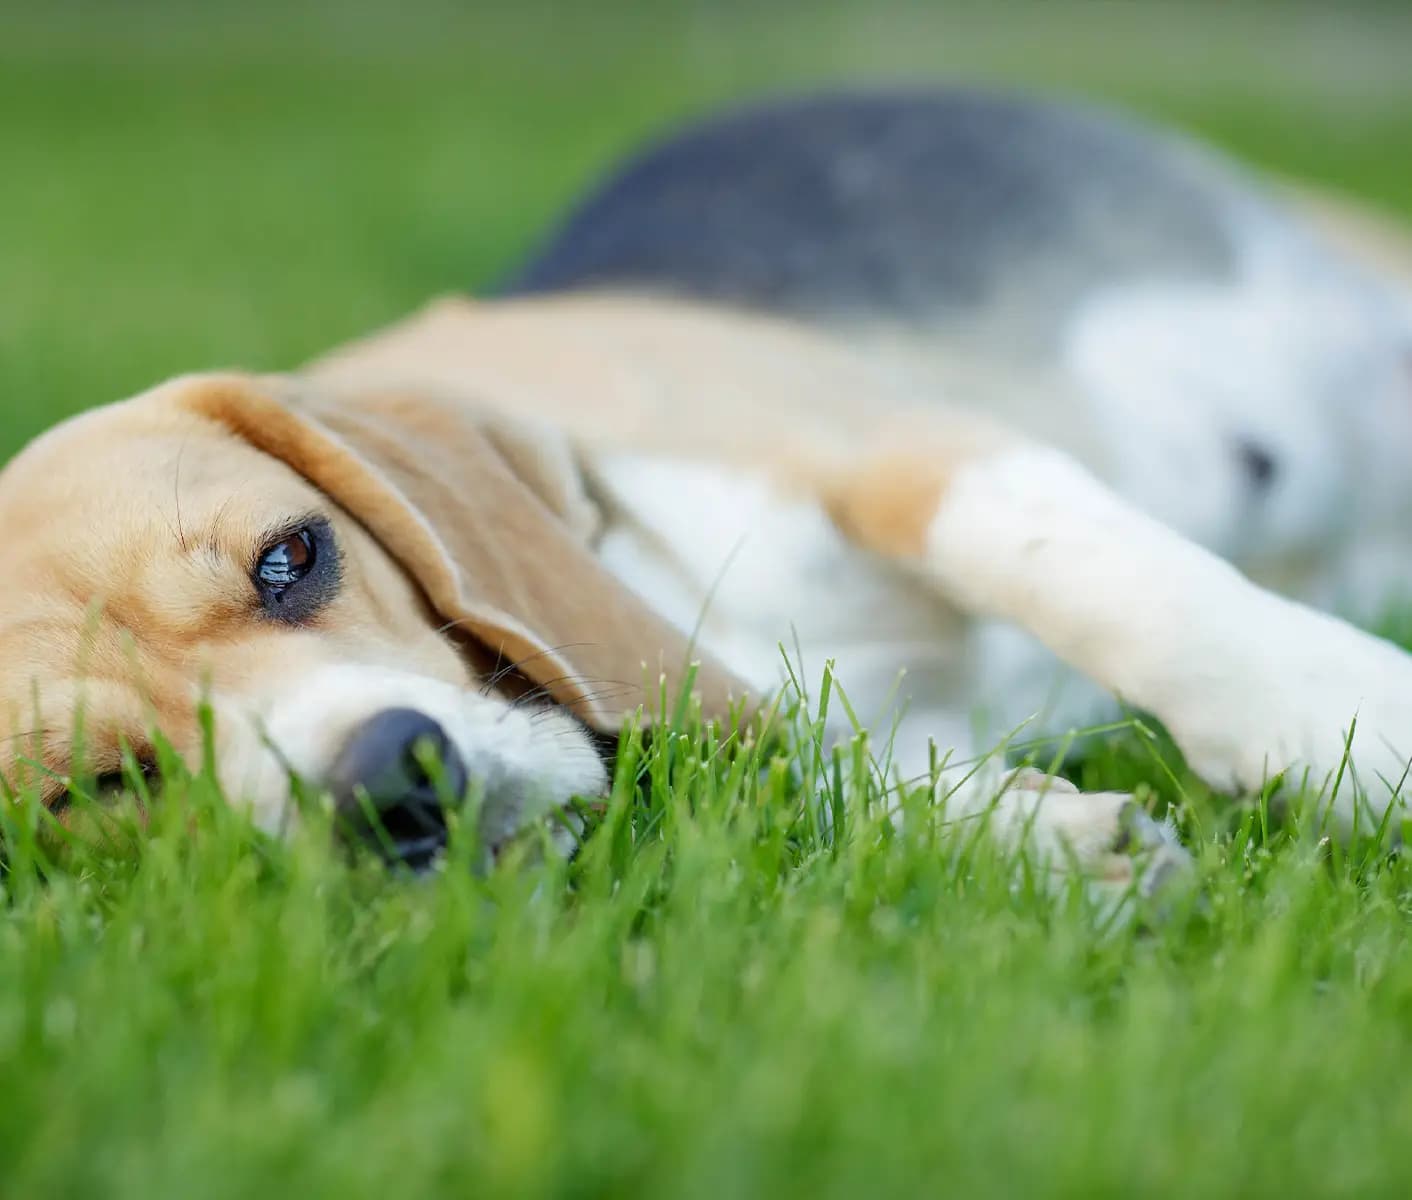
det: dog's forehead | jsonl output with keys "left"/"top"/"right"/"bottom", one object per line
{"left": 0, "top": 398, "right": 320, "bottom": 574}
{"left": 0, "top": 398, "right": 242, "bottom": 514}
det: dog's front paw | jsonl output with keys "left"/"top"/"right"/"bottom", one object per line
{"left": 998, "top": 768, "right": 1191, "bottom": 896}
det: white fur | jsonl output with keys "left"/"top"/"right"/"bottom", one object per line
{"left": 583, "top": 202, "right": 1412, "bottom": 838}
{"left": 592, "top": 455, "right": 1119, "bottom": 808}
{"left": 594, "top": 453, "right": 970, "bottom": 737}
{"left": 923, "top": 447, "right": 1412, "bottom": 827}
{"left": 1065, "top": 273, "right": 1412, "bottom": 572}
{"left": 214, "top": 664, "right": 606, "bottom": 842}
{"left": 592, "top": 437, "right": 1412, "bottom": 843}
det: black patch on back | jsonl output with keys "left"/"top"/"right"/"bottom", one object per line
{"left": 504, "top": 89, "right": 1252, "bottom": 340}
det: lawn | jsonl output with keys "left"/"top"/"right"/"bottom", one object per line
{"left": 3, "top": 2, "right": 1412, "bottom": 1196}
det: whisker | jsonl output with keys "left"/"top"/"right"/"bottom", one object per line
{"left": 476, "top": 643, "right": 602, "bottom": 695}
{"left": 431, "top": 615, "right": 481, "bottom": 638}
{"left": 508, "top": 677, "right": 633, "bottom": 712}
{"left": 427, "top": 618, "right": 594, "bottom": 666}
{"left": 0, "top": 727, "right": 48, "bottom": 747}
{"left": 523, "top": 689, "right": 634, "bottom": 722}
{"left": 172, "top": 436, "right": 191, "bottom": 553}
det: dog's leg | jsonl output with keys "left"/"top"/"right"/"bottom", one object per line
{"left": 826, "top": 440, "right": 1412, "bottom": 835}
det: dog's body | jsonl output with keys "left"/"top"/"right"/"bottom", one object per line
{"left": 503, "top": 92, "right": 1412, "bottom": 733}
{"left": 507, "top": 92, "right": 1412, "bottom": 598}
{"left": 4, "top": 90, "right": 1412, "bottom": 880}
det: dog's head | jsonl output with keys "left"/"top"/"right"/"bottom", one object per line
{"left": 0, "top": 373, "right": 740, "bottom": 866}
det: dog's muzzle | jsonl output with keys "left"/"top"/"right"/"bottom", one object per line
{"left": 327, "top": 707, "right": 466, "bottom": 869}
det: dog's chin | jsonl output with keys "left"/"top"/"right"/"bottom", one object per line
{"left": 215, "top": 663, "right": 612, "bottom": 868}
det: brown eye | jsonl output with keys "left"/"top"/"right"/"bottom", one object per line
{"left": 252, "top": 518, "right": 340, "bottom": 625}
{"left": 256, "top": 528, "right": 315, "bottom": 592}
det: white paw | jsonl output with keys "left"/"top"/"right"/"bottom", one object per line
{"left": 957, "top": 768, "right": 1191, "bottom": 894}
{"left": 1157, "top": 598, "right": 1412, "bottom": 830}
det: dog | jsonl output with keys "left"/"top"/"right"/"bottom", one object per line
{"left": 3, "top": 89, "right": 1412, "bottom": 880}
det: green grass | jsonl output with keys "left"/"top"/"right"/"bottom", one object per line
{"left": 4, "top": 687, "right": 1411, "bottom": 1198}
{"left": 5, "top": 2, "right": 1412, "bottom": 1196}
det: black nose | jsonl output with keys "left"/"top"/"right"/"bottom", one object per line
{"left": 327, "top": 708, "right": 468, "bottom": 869}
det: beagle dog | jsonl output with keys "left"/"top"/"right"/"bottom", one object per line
{"left": 3, "top": 89, "right": 1412, "bottom": 878}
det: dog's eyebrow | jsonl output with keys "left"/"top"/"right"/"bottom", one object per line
{"left": 194, "top": 495, "right": 241, "bottom": 553}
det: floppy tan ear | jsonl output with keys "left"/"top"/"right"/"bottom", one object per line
{"left": 174, "top": 373, "right": 745, "bottom": 731}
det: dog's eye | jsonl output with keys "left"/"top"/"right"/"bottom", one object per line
{"left": 252, "top": 517, "right": 340, "bottom": 624}
{"left": 257, "top": 528, "right": 316, "bottom": 591}
{"left": 50, "top": 758, "right": 157, "bottom": 813}
{"left": 94, "top": 759, "right": 156, "bottom": 795}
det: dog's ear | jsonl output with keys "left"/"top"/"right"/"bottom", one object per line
{"left": 175, "top": 373, "right": 744, "bottom": 731}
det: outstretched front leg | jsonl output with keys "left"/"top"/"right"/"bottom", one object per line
{"left": 827, "top": 438, "right": 1412, "bottom": 836}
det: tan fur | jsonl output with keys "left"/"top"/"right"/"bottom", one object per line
{"left": 310, "top": 291, "right": 1020, "bottom": 557}
{"left": 1282, "top": 182, "right": 1412, "bottom": 289}
{"left": 0, "top": 286, "right": 1123, "bottom": 803}
{"left": 820, "top": 453, "right": 952, "bottom": 558}
{"left": 0, "top": 366, "right": 745, "bottom": 802}
{"left": 0, "top": 389, "right": 464, "bottom": 800}
{"left": 181, "top": 374, "right": 740, "bottom": 725}
{"left": 310, "top": 293, "right": 936, "bottom": 464}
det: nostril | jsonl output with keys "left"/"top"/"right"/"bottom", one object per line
{"left": 401, "top": 739, "right": 440, "bottom": 793}
{"left": 327, "top": 708, "right": 468, "bottom": 868}
{"left": 371, "top": 791, "right": 448, "bottom": 858}
{"left": 401, "top": 745, "right": 432, "bottom": 790}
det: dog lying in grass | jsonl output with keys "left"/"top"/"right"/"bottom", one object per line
{"left": 1, "top": 89, "right": 1410, "bottom": 883}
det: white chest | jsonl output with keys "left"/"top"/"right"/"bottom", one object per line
{"left": 590, "top": 453, "right": 974, "bottom": 744}
{"left": 590, "top": 451, "right": 1142, "bottom": 776}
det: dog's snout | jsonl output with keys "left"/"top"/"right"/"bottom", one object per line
{"left": 328, "top": 707, "right": 468, "bottom": 868}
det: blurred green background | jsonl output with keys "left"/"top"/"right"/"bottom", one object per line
{"left": 3, "top": 0, "right": 1411, "bottom": 455}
